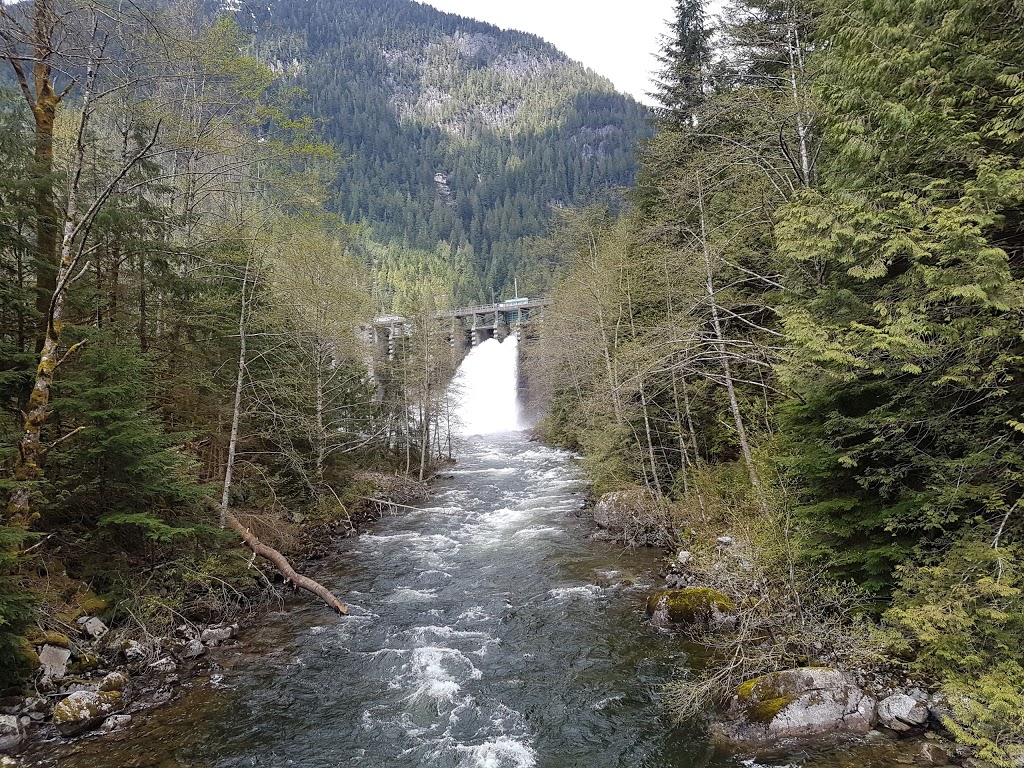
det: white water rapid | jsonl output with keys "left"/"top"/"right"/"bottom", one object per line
{"left": 451, "top": 336, "right": 522, "bottom": 435}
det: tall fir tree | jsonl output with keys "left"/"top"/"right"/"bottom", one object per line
{"left": 652, "top": 0, "right": 711, "bottom": 127}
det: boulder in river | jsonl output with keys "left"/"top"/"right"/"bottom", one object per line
{"left": 52, "top": 690, "right": 126, "bottom": 737}
{"left": 715, "top": 667, "right": 876, "bottom": 742}
{"left": 0, "top": 714, "right": 25, "bottom": 752}
{"left": 593, "top": 488, "right": 653, "bottom": 530}
{"left": 200, "top": 624, "right": 237, "bottom": 646}
{"left": 100, "top": 714, "right": 132, "bottom": 732}
{"left": 178, "top": 638, "right": 206, "bottom": 660}
{"left": 877, "top": 692, "right": 929, "bottom": 732}
{"left": 645, "top": 588, "right": 735, "bottom": 629}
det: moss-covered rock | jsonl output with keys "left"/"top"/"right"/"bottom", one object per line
{"left": 53, "top": 690, "right": 125, "bottom": 737}
{"left": 645, "top": 588, "right": 735, "bottom": 628}
{"left": 98, "top": 671, "right": 130, "bottom": 693}
{"left": 17, "top": 638, "right": 40, "bottom": 672}
{"left": 54, "top": 590, "right": 111, "bottom": 624}
{"left": 715, "top": 668, "right": 877, "bottom": 743}
{"left": 26, "top": 630, "right": 71, "bottom": 648}
{"left": 591, "top": 488, "right": 671, "bottom": 546}
{"left": 77, "top": 593, "right": 111, "bottom": 617}
{"left": 68, "top": 651, "right": 103, "bottom": 675}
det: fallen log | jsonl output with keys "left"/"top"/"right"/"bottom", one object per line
{"left": 223, "top": 510, "right": 348, "bottom": 616}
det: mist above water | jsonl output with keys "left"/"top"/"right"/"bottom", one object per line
{"left": 451, "top": 336, "right": 522, "bottom": 435}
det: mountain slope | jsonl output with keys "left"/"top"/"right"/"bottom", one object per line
{"left": 231, "top": 0, "right": 652, "bottom": 305}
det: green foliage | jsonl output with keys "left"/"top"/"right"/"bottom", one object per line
{"left": 0, "top": 525, "right": 34, "bottom": 689}
{"left": 883, "top": 537, "right": 1024, "bottom": 764}
{"left": 775, "top": 0, "right": 1024, "bottom": 589}
{"left": 652, "top": 0, "right": 711, "bottom": 126}
{"left": 886, "top": 537, "right": 1024, "bottom": 677}
{"left": 0, "top": 89, "right": 35, "bottom": 431}
{"left": 943, "top": 664, "right": 1024, "bottom": 768}
{"left": 45, "top": 332, "right": 202, "bottom": 540}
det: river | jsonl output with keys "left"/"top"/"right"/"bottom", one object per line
{"left": 24, "top": 339, "right": 915, "bottom": 768}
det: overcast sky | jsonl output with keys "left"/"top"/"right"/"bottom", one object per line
{"left": 419, "top": 0, "right": 678, "bottom": 105}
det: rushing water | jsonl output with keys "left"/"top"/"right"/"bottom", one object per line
{"left": 26, "top": 341, "right": 919, "bottom": 768}
{"left": 452, "top": 337, "right": 522, "bottom": 435}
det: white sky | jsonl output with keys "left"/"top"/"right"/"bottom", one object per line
{"left": 419, "top": 0, "right": 678, "bottom": 105}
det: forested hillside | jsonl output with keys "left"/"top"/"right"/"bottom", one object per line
{"left": 228, "top": 0, "right": 652, "bottom": 305}
{"left": 533, "top": 0, "right": 1024, "bottom": 760}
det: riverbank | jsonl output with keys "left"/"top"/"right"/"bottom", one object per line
{"left": 0, "top": 470, "right": 430, "bottom": 761}
{"left": 586, "top": 486, "right": 986, "bottom": 768}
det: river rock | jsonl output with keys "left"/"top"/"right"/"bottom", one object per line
{"left": 878, "top": 693, "right": 929, "bottom": 732}
{"left": 0, "top": 715, "right": 25, "bottom": 752}
{"left": 646, "top": 588, "right": 735, "bottom": 629}
{"left": 917, "top": 742, "right": 952, "bottom": 766}
{"left": 121, "top": 639, "right": 146, "bottom": 662}
{"left": 19, "top": 698, "right": 47, "bottom": 719}
{"left": 594, "top": 490, "right": 638, "bottom": 529}
{"left": 52, "top": 690, "right": 126, "bottom": 737}
{"left": 676, "top": 550, "right": 692, "bottom": 566}
{"left": 200, "top": 624, "right": 237, "bottom": 646}
{"left": 715, "top": 667, "right": 876, "bottom": 742}
{"left": 927, "top": 693, "right": 954, "bottom": 727}
{"left": 179, "top": 637, "right": 205, "bottom": 659}
{"left": 591, "top": 486, "right": 676, "bottom": 546}
{"left": 78, "top": 616, "right": 108, "bottom": 640}
{"left": 99, "top": 714, "right": 132, "bottom": 732}
{"left": 38, "top": 644, "right": 71, "bottom": 680}
{"left": 99, "top": 671, "right": 130, "bottom": 693}
{"left": 148, "top": 656, "right": 177, "bottom": 674}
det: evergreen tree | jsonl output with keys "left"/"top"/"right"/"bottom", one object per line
{"left": 775, "top": 0, "right": 1024, "bottom": 588}
{"left": 46, "top": 332, "right": 202, "bottom": 543}
{"left": 652, "top": 0, "right": 711, "bottom": 126}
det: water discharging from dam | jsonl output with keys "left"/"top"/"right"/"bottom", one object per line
{"left": 452, "top": 336, "right": 522, "bottom": 435}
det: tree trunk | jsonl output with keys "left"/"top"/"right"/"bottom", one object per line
{"left": 138, "top": 251, "right": 148, "bottom": 352}
{"left": 670, "top": 370, "right": 691, "bottom": 495}
{"left": 787, "top": 20, "right": 813, "bottom": 187}
{"left": 313, "top": 337, "right": 326, "bottom": 492}
{"left": 698, "top": 183, "right": 759, "bottom": 488}
{"left": 222, "top": 511, "right": 348, "bottom": 615}
{"left": 8, "top": 0, "right": 67, "bottom": 350}
{"left": 5, "top": 48, "right": 95, "bottom": 527}
{"left": 220, "top": 259, "right": 250, "bottom": 525}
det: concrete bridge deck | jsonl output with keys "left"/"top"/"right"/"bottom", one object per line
{"left": 371, "top": 298, "right": 552, "bottom": 352}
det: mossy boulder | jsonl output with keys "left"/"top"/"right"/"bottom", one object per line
{"left": 17, "top": 638, "right": 40, "bottom": 673}
{"left": 54, "top": 590, "right": 111, "bottom": 625}
{"left": 645, "top": 588, "right": 735, "bottom": 629}
{"left": 715, "top": 668, "right": 876, "bottom": 743}
{"left": 68, "top": 651, "right": 103, "bottom": 675}
{"left": 592, "top": 488, "right": 670, "bottom": 546}
{"left": 25, "top": 630, "right": 71, "bottom": 648}
{"left": 98, "top": 671, "right": 130, "bottom": 693}
{"left": 53, "top": 690, "right": 125, "bottom": 737}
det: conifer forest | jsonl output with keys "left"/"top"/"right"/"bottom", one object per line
{"left": 1, "top": 0, "right": 1024, "bottom": 763}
